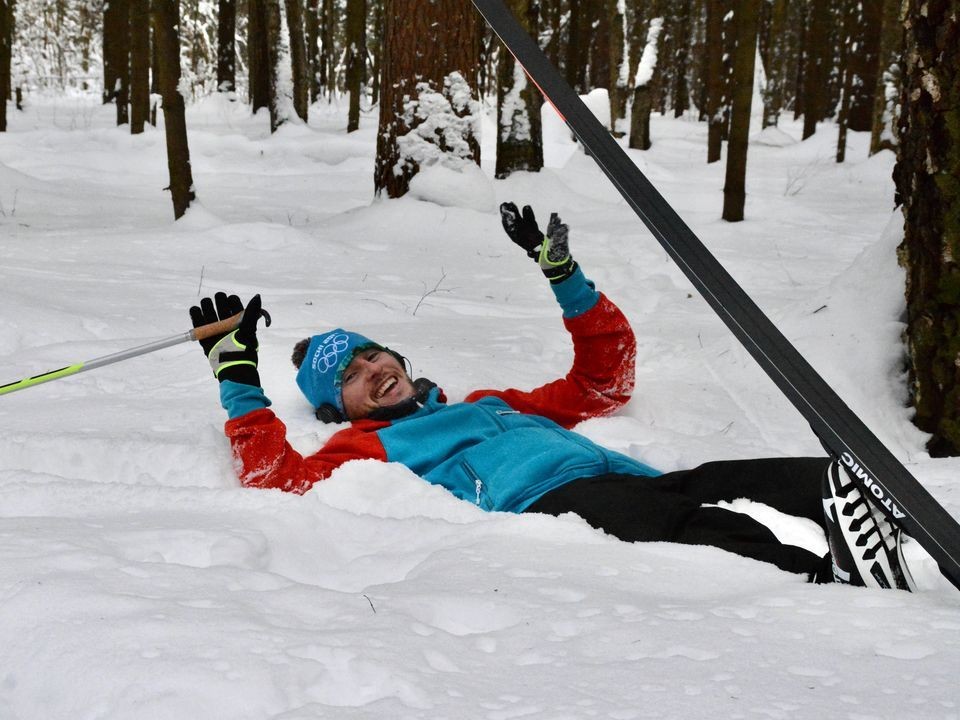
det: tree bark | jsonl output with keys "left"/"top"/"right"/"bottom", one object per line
{"left": 672, "top": 0, "right": 692, "bottom": 118}
{"left": 760, "top": 0, "right": 786, "bottom": 128}
{"left": 846, "top": 0, "right": 880, "bottom": 132}
{"left": 248, "top": 0, "right": 271, "bottom": 112}
{"left": 607, "top": 0, "right": 627, "bottom": 132}
{"left": 801, "top": 0, "right": 829, "bottom": 139}
{"left": 869, "top": 0, "right": 902, "bottom": 155}
{"left": 305, "top": 0, "right": 320, "bottom": 101}
{"left": 566, "top": 0, "right": 586, "bottom": 92}
{"left": 345, "top": 0, "right": 366, "bottom": 132}
{"left": 496, "top": 0, "right": 543, "bottom": 178}
{"left": 895, "top": 0, "right": 960, "bottom": 456}
{"left": 104, "top": 0, "right": 131, "bottom": 125}
{"left": 369, "top": 0, "right": 382, "bottom": 105}
{"left": 0, "top": 0, "right": 12, "bottom": 131}
{"left": 129, "top": 0, "right": 150, "bottom": 133}
{"left": 374, "top": 0, "right": 480, "bottom": 198}
{"left": 320, "top": 0, "right": 335, "bottom": 97}
{"left": 152, "top": 0, "right": 195, "bottom": 219}
{"left": 629, "top": 3, "right": 663, "bottom": 151}
{"left": 266, "top": 0, "right": 283, "bottom": 131}
{"left": 217, "top": 0, "right": 237, "bottom": 92}
{"left": 721, "top": 0, "right": 760, "bottom": 222}
{"left": 285, "top": 0, "right": 309, "bottom": 122}
{"left": 705, "top": 0, "right": 727, "bottom": 162}
{"left": 834, "top": 0, "right": 855, "bottom": 163}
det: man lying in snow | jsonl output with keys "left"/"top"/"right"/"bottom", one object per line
{"left": 191, "top": 202, "right": 916, "bottom": 591}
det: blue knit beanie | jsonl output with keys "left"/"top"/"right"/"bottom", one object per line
{"left": 295, "top": 329, "right": 384, "bottom": 413}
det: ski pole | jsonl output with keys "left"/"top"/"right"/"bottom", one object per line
{"left": 0, "top": 310, "right": 265, "bottom": 398}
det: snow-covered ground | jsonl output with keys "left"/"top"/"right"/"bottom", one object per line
{"left": 1, "top": 92, "right": 958, "bottom": 719}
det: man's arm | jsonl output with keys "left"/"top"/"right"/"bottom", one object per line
{"left": 191, "top": 293, "right": 387, "bottom": 494}
{"left": 224, "top": 407, "right": 387, "bottom": 494}
{"left": 465, "top": 269, "right": 636, "bottom": 429}
{"left": 465, "top": 206, "right": 636, "bottom": 428}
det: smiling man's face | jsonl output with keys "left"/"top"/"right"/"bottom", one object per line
{"left": 340, "top": 348, "right": 416, "bottom": 420}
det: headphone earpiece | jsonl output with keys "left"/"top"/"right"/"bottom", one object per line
{"left": 315, "top": 403, "right": 345, "bottom": 424}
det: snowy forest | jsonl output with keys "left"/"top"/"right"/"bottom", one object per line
{"left": 1, "top": 1, "right": 960, "bottom": 718}
{"left": 1, "top": 0, "right": 957, "bottom": 451}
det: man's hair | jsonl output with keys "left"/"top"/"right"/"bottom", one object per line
{"left": 291, "top": 337, "right": 311, "bottom": 369}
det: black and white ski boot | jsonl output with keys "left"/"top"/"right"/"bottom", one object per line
{"left": 822, "top": 461, "right": 916, "bottom": 590}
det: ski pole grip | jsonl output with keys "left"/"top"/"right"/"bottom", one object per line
{"left": 191, "top": 311, "right": 243, "bottom": 342}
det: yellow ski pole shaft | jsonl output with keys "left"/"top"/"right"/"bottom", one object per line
{"left": 0, "top": 311, "right": 244, "bottom": 398}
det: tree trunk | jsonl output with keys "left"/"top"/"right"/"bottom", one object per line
{"left": 869, "top": 0, "right": 902, "bottom": 155}
{"left": 129, "top": 0, "right": 150, "bottom": 133}
{"left": 345, "top": 0, "right": 366, "bottom": 132}
{"left": 629, "top": 4, "right": 663, "bottom": 151}
{"left": 285, "top": 0, "right": 309, "bottom": 122}
{"left": 217, "top": 0, "right": 236, "bottom": 92}
{"left": 320, "top": 0, "right": 335, "bottom": 97}
{"left": 801, "top": 0, "right": 829, "bottom": 139}
{"left": 0, "top": 0, "right": 11, "bottom": 132}
{"left": 705, "top": 0, "right": 727, "bottom": 162}
{"left": 760, "top": 0, "right": 786, "bottom": 128}
{"left": 566, "top": 0, "right": 586, "bottom": 92}
{"left": 248, "top": 0, "right": 271, "bottom": 112}
{"left": 846, "top": 0, "right": 880, "bottom": 132}
{"left": 266, "top": 0, "right": 284, "bottom": 131}
{"left": 104, "top": 0, "right": 131, "bottom": 125}
{"left": 374, "top": 0, "right": 480, "bottom": 198}
{"left": 608, "top": 0, "right": 628, "bottom": 132}
{"left": 895, "top": 0, "right": 960, "bottom": 457}
{"left": 369, "top": 0, "right": 382, "bottom": 105}
{"left": 305, "top": 0, "right": 320, "bottom": 102}
{"left": 152, "top": 0, "right": 195, "bottom": 219}
{"left": 496, "top": 0, "right": 543, "bottom": 178}
{"left": 834, "top": 0, "right": 855, "bottom": 163}
{"left": 672, "top": 0, "right": 691, "bottom": 118}
{"left": 721, "top": 0, "right": 760, "bottom": 222}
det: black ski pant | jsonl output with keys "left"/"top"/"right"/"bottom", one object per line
{"left": 525, "top": 457, "right": 833, "bottom": 581}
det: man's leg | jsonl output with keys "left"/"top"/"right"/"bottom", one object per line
{"left": 654, "top": 457, "right": 830, "bottom": 528}
{"left": 526, "top": 471, "right": 827, "bottom": 579}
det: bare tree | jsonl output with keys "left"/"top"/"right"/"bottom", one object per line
{"left": 895, "top": 0, "right": 960, "bottom": 456}
{"left": 496, "top": 0, "right": 543, "bottom": 178}
{"left": 345, "top": 0, "right": 366, "bottom": 132}
{"left": 705, "top": 0, "right": 731, "bottom": 162}
{"left": 869, "top": 0, "right": 902, "bottom": 155}
{"left": 760, "top": 0, "right": 787, "bottom": 128}
{"left": 721, "top": 0, "right": 760, "bottom": 222}
{"left": 285, "top": 0, "right": 309, "bottom": 121}
{"left": 374, "top": 0, "right": 480, "bottom": 198}
{"left": 152, "top": 0, "right": 195, "bottom": 219}
{"left": 629, "top": 0, "right": 663, "bottom": 150}
{"left": 104, "top": 0, "right": 131, "bottom": 125}
{"left": 130, "top": 0, "right": 150, "bottom": 133}
{"left": 0, "top": 0, "right": 12, "bottom": 132}
{"left": 834, "top": 0, "right": 855, "bottom": 163}
{"left": 608, "top": 0, "right": 628, "bottom": 133}
{"left": 248, "top": 0, "right": 270, "bottom": 112}
{"left": 217, "top": 0, "right": 236, "bottom": 93}
{"left": 305, "top": 0, "right": 320, "bottom": 101}
{"left": 801, "top": 0, "right": 829, "bottom": 140}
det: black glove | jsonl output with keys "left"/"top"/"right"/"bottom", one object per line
{"left": 189, "top": 292, "right": 270, "bottom": 386}
{"left": 499, "top": 202, "right": 577, "bottom": 284}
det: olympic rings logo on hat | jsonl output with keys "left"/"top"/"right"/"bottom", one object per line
{"left": 311, "top": 333, "right": 350, "bottom": 374}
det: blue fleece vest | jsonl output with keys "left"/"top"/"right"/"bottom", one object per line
{"left": 376, "top": 387, "right": 660, "bottom": 512}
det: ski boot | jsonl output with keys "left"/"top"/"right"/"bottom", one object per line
{"left": 822, "top": 461, "right": 917, "bottom": 590}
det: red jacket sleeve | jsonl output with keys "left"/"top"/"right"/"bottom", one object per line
{"left": 464, "top": 292, "right": 636, "bottom": 429}
{"left": 224, "top": 408, "right": 388, "bottom": 494}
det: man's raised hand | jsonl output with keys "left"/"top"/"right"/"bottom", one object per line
{"left": 500, "top": 202, "right": 577, "bottom": 285}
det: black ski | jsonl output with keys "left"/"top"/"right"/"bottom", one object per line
{"left": 471, "top": 0, "right": 960, "bottom": 592}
